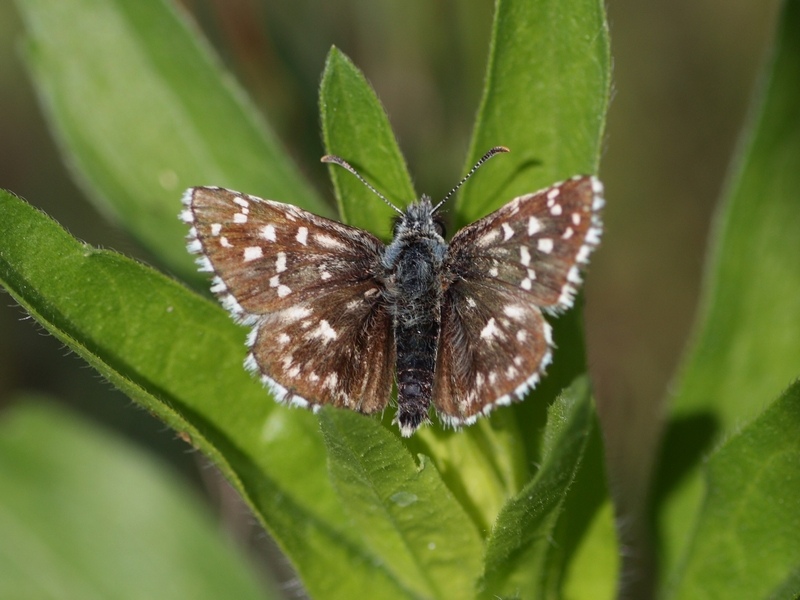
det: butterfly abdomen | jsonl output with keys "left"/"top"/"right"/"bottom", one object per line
{"left": 383, "top": 222, "right": 446, "bottom": 436}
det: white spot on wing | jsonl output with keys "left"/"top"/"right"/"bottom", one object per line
{"left": 502, "top": 223, "right": 514, "bottom": 241}
{"left": 283, "top": 306, "right": 312, "bottom": 322}
{"left": 233, "top": 212, "right": 248, "bottom": 224}
{"left": 308, "top": 319, "right": 338, "bottom": 342}
{"left": 211, "top": 223, "right": 222, "bottom": 236}
{"left": 528, "top": 216, "right": 542, "bottom": 236}
{"left": 277, "top": 285, "right": 292, "bottom": 297}
{"left": 504, "top": 305, "right": 525, "bottom": 320}
{"left": 261, "top": 225, "right": 277, "bottom": 241}
{"left": 276, "top": 252, "right": 287, "bottom": 273}
{"left": 480, "top": 318, "right": 500, "bottom": 340}
{"left": 537, "top": 238, "right": 554, "bottom": 254}
{"left": 520, "top": 246, "right": 531, "bottom": 267}
{"left": 315, "top": 234, "right": 346, "bottom": 250}
{"left": 296, "top": 227, "right": 308, "bottom": 245}
{"left": 243, "top": 246, "right": 263, "bottom": 261}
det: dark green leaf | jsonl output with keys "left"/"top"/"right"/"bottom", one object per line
{"left": 665, "top": 381, "right": 800, "bottom": 600}
{"left": 320, "top": 409, "right": 483, "bottom": 600}
{"left": 14, "top": 0, "right": 325, "bottom": 276}
{"left": 319, "top": 46, "right": 415, "bottom": 238}
{"left": 0, "top": 399, "right": 272, "bottom": 600}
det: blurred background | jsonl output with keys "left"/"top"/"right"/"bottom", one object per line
{"left": 0, "top": 0, "right": 782, "bottom": 594}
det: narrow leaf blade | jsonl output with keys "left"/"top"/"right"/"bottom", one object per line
{"left": 319, "top": 46, "right": 416, "bottom": 238}
{"left": 478, "top": 378, "right": 596, "bottom": 598}
{"left": 458, "top": 0, "right": 611, "bottom": 226}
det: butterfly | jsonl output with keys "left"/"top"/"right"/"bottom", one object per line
{"left": 181, "top": 147, "right": 603, "bottom": 436}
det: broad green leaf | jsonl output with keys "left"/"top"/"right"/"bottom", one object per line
{"left": 0, "top": 399, "right": 273, "bottom": 600}
{"left": 320, "top": 409, "right": 483, "bottom": 600}
{"left": 665, "top": 380, "right": 800, "bottom": 600}
{"left": 14, "top": 0, "right": 325, "bottom": 277}
{"left": 478, "top": 378, "right": 596, "bottom": 599}
{"left": 655, "top": 0, "right": 800, "bottom": 577}
{"left": 458, "top": 0, "right": 610, "bottom": 227}
{"left": 0, "top": 189, "right": 409, "bottom": 599}
{"left": 319, "top": 46, "right": 415, "bottom": 238}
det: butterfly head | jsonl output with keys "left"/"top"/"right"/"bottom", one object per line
{"left": 393, "top": 195, "right": 445, "bottom": 239}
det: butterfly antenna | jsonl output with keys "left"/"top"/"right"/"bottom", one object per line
{"left": 321, "top": 155, "right": 404, "bottom": 216}
{"left": 432, "top": 146, "right": 510, "bottom": 213}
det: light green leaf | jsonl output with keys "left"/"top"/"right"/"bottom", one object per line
{"left": 0, "top": 189, "right": 408, "bottom": 599}
{"left": 319, "top": 46, "right": 415, "bottom": 238}
{"left": 656, "top": 0, "right": 800, "bottom": 577}
{"left": 320, "top": 409, "right": 483, "bottom": 600}
{"left": 0, "top": 399, "right": 273, "bottom": 600}
{"left": 665, "top": 380, "right": 800, "bottom": 600}
{"left": 458, "top": 0, "right": 610, "bottom": 227}
{"left": 478, "top": 378, "right": 596, "bottom": 599}
{"left": 14, "top": 0, "right": 325, "bottom": 276}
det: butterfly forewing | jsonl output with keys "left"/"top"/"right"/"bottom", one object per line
{"left": 447, "top": 176, "right": 604, "bottom": 313}
{"left": 433, "top": 176, "right": 604, "bottom": 422}
{"left": 182, "top": 187, "right": 394, "bottom": 412}
{"left": 183, "top": 187, "right": 386, "bottom": 319}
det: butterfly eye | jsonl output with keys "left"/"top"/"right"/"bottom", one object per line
{"left": 434, "top": 218, "right": 446, "bottom": 238}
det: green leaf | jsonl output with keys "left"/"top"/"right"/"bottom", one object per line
{"left": 478, "top": 378, "right": 596, "bottom": 599}
{"left": 664, "top": 380, "right": 800, "bottom": 600}
{"left": 319, "top": 46, "right": 531, "bottom": 534}
{"left": 0, "top": 399, "right": 272, "bottom": 600}
{"left": 0, "top": 189, "right": 408, "bottom": 599}
{"left": 458, "top": 0, "right": 610, "bottom": 227}
{"left": 319, "top": 47, "right": 416, "bottom": 238}
{"left": 14, "top": 0, "right": 326, "bottom": 276}
{"left": 320, "top": 409, "right": 483, "bottom": 600}
{"left": 655, "top": 0, "right": 800, "bottom": 577}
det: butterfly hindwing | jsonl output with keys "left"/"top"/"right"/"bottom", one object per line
{"left": 433, "top": 279, "right": 553, "bottom": 425}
